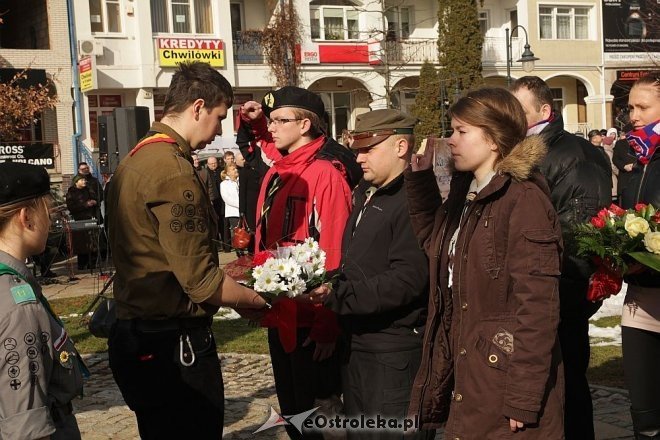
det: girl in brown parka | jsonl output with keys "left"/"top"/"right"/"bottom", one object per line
{"left": 405, "top": 88, "right": 565, "bottom": 439}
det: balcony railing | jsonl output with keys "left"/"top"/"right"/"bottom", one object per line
{"left": 233, "top": 31, "right": 266, "bottom": 64}
{"left": 382, "top": 39, "right": 438, "bottom": 64}
{"left": 482, "top": 36, "right": 522, "bottom": 64}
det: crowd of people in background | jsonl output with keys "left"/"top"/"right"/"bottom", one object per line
{"left": 1, "top": 62, "right": 658, "bottom": 440}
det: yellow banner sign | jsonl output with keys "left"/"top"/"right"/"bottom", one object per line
{"left": 157, "top": 38, "right": 225, "bottom": 67}
{"left": 79, "top": 56, "right": 95, "bottom": 92}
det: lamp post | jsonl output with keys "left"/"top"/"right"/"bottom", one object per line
{"left": 506, "top": 26, "right": 539, "bottom": 86}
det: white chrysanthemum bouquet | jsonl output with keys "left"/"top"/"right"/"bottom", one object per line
{"left": 246, "top": 238, "right": 329, "bottom": 300}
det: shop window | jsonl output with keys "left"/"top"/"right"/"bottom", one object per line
{"left": 87, "top": 94, "right": 123, "bottom": 147}
{"left": 551, "top": 88, "right": 564, "bottom": 115}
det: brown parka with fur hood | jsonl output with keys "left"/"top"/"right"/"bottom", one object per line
{"left": 405, "top": 135, "right": 565, "bottom": 439}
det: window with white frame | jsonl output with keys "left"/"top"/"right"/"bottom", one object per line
{"left": 89, "top": 0, "right": 122, "bottom": 33}
{"left": 150, "top": 0, "right": 213, "bottom": 34}
{"left": 310, "top": 6, "right": 360, "bottom": 40}
{"left": 551, "top": 88, "right": 564, "bottom": 114}
{"left": 539, "top": 5, "right": 590, "bottom": 39}
{"left": 478, "top": 10, "right": 489, "bottom": 35}
{"left": 385, "top": 7, "right": 412, "bottom": 40}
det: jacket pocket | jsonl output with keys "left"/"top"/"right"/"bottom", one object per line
{"left": 475, "top": 335, "right": 511, "bottom": 372}
{"left": 522, "top": 229, "right": 561, "bottom": 276}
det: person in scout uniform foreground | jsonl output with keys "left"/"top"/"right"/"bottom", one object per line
{"left": 106, "top": 62, "right": 268, "bottom": 439}
{"left": 0, "top": 162, "right": 87, "bottom": 440}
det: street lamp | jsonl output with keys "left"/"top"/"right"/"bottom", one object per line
{"left": 506, "top": 26, "right": 539, "bottom": 86}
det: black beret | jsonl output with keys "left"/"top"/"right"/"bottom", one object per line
{"left": 0, "top": 162, "right": 50, "bottom": 207}
{"left": 350, "top": 109, "right": 418, "bottom": 149}
{"left": 261, "top": 86, "right": 325, "bottom": 120}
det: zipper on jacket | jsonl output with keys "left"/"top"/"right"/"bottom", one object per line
{"left": 418, "top": 207, "right": 451, "bottom": 422}
{"left": 635, "top": 163, "right": 648, "bottom": 203}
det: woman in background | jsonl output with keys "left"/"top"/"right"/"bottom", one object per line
{"left": 618, "top": 71, "right": 660, "bottom": 439}
{"left": 65, "top": 175, "right": 98, "bottom": 270}
{"left": 220, "top": 164, "right": 241, "bottom": 255}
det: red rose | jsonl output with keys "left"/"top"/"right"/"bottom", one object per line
{"left": 597, "top": 208, "right": 610, "bottom": 219}
{"left": 591, "top": 216, "right": 606, "bottom": 229}
{"left": 586, "top": 266, "right": 623, "bottom": 302}
{"left": 653, "top": 211, "right": 660, "bottom": 224}
{"left": 635, "top": 203, "right": 648, "bottom": 212}
{"left": 252, "top": 250, "right": 274, "bottom": 267}
{"left": 608, "top": 203, "right": 626, "bottom": 217}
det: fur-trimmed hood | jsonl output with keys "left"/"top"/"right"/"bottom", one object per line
{"left": 495, "top": 135, "right": 548, "bottom": 181}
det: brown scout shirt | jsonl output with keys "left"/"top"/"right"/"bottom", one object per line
{"left": 106, "top": 122, "right": 223, "bottom": 320}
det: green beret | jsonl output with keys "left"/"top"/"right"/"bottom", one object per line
{"left": 350, "top": 109, "right": 418, "bottom": 149}
{"left": 261, "top": 86, "right": 325, "bottom": 120}
{"left": 0, "top": 162, "right": 50, "bottom": 207}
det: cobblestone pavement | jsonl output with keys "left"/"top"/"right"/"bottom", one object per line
{"left": 74, "top": 352, "right": 634, "bottom": 440}
{"left": 42, "top": 262, "right": 633, "bottom": 439}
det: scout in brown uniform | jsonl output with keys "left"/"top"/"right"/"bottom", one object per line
{"left": 105, "top": 62, "right": 268, "bottom": 439}
{"left": 0, "top": 162, "right": 87, "bottom": 440}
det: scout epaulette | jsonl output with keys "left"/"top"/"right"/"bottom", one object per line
{"left": 129, "top": 133, "right": 178, "bottom": 156}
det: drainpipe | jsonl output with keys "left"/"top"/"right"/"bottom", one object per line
{"left": 66, "top": 0, "right": 82, "bottom": 173}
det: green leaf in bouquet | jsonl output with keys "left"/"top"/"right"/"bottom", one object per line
{"left": 627, "top": 252, "right": 660, "bottom": 273}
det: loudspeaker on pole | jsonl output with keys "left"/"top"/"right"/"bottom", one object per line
{"left": 98, "top": 114, "right": 117, "bottom": 174}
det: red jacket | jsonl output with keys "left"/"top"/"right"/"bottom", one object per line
{"left": 253, "top": 126, "right": 352, "bottom": 352}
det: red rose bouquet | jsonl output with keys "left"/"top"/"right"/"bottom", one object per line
{"left": 575, "top": 203, "right": 660, "bottom": 301}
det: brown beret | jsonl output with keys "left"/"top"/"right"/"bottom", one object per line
{"left": 0, "top": 162, "right": 50, "bottom": 207}
{"left": 350, "top": 109, "right": 418, "bottom": 149}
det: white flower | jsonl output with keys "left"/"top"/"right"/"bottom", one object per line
{"left": 287, "top": 279, "right": 308, "bottom": 298}
{"left": 302, "top": 237, "right": 319, "bottom": 253}
{"left": 255, "top": 272, "right": 280, "bottom": 292}
{"left": 625, "top": 214, "right": 650, "bottom": 238}
{"left": 252, "top": 266, "right": 264, "bottom": 279}
{"left": 644, "top": 231, "right": 660, "bottom": 255}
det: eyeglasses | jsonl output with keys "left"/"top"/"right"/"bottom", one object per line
{"left": 267, "top": 118, "right": 303, "bottom": 127}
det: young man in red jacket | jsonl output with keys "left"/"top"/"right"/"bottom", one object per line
{"left": 239, "top": 87, "right": 353, "bottom": 439}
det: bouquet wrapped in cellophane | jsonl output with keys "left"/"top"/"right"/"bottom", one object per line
{"left": 575, "top": 203, "right": 660, "bottom": 301}
{"left": 244, "top": 238, "right": 330, "bottom": 301}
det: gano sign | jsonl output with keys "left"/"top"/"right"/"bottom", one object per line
{"left": 157, "top": 38, "right": 225, "bottom": 68}
{"left": 0, "top": 143, "right": 55, "bottom": 168}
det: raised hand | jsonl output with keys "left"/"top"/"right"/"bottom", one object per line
{"left": 411, "top": 137, "right": 436, "bottom": 172}
{"left": 241, "top": 101, "right": 263, "bottom": 121}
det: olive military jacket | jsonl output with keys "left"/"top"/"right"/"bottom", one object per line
{"left": 0, "top": 251, "right": 84, "bottom": 439}
{"left": 106, "top": 122, "right": 223, "bottom": 320}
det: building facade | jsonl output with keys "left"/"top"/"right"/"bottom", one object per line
{"left": 0, "top": 0, "right": 77, "bottom": 182}
{"left": 71, "top": 0, "right": 658, "bottom": 161}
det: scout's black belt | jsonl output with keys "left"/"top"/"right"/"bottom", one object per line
{"left": 115, "top": 316, "right": 212, "bottom": 333}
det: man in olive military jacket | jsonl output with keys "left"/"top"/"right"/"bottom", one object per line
{"left": 106, "top": 62, "right": 268, "bottom": 439}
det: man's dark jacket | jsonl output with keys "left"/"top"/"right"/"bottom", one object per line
{"left": 539, "top": 114, "right": 611, "bottom": 317}
{"left": 324, "top": 174, "right": 429, "bottom": 352}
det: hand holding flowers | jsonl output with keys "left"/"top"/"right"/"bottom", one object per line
{"left": 245, "top": 238, "right": 331, "bottom": 301}
{"left": 575, "top": 203, "right": 660, "bottom": 301}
